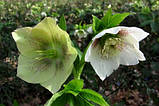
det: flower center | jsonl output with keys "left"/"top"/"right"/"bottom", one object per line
{"left": 96, "top": 34, "right": 125, "bottom": 59}
{"left": 35, "top": 49, "right": 57, "bottom": 60}
{"left": 101, "top": 37, "right": 123, "bottom": 58}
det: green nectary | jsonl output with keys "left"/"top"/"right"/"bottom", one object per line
{"left": 12, "top": 17, "right": 77, "bottom": 94}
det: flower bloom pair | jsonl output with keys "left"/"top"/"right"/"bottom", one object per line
{"left": 12, "top": 17, "right": 149, "bottom": 94}
{"left": 85, "top": 26, "right": 149, "bottom": 80}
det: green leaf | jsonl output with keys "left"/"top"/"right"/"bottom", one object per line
{"left": 92, "top": 9, "right": 130, "bottom": 34}
{"left": 101, "top": 8, "right": 112, "bottom": 26}
{"left": 109, "top": 13, "right": 130, "bottom": 27}
{"left": 59, "top": 14, "right": 67, "bottom": 31}
{"left": 64, "top": 79, "right": 84, "bottom": 91}
{"left": 46, "top": 93, "right": 94, "bottom": 106}
{"left": 13, "top": 100, "right": 19, "bottom": 106}
{"left": 92, "top": 15, "right": 104, "bottom": 33}
{"left": 63, "top": 79, "right": 83, "bottom": 96}
{"left": 47, "top": 93, "right": 69, "bottom": 106}
{"left": 45, "top": 90, "right": 65, "bottom": 106}
{"left": 76, "top": 95, "right": 94, "bottom": 106}
{"left": 45, "top": 80, "right": 109, "bottom": 106}
{"left": 79, "top": 89, "right": 109, "bottom": 106}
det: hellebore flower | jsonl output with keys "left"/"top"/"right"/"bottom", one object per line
{"left": 74, "top": 29, "right": 88, "bottom": 39}
{"left": 12, "top": 17, "right": 77, "bottom": 93}
{"left": 85, "top": 26, "right": 149, "bottom": 80}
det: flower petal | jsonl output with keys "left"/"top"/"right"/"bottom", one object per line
{"left": 17, "top": 46, "right": 77, "bottom": 84}
{"left": 13, "top": 17, "right": 78, "bottom": 94}
{"left": 88, "top": 45, "right": 120, "bottom": 80}
{"left": 12, "top": 17, "right": 71, "bottom": 56}
{"left": 85, "top": 43, "right": 92, "bottom": 62}
{"left": 133, "top": 46, "right": 146, "bottom": 61}
{"left": 12, "top": 27, "right": 38, "bottom": 55}
{"left": 33, "top": 17, "right": 69, "bottom": 46}
{"left": 40, "top": 46, "right": 77, "bottom": 93}
{"left": 93, "top": 26, "right": 127, "bottom": 40}
{"left": 128, "top": 27, "right": 149, "bottom": 42}
{"left": 122, "top": 33, "right": 146, "bottom": 61}
{"left": 40, "top": 65, "right": 73, "bottom": 94}
{"left": 90, "top": 57, "right": 119, "bottom": 80}
{"left": 17, "top": 55, "right": 56, "bottom": 83}
{"left": 119, "top": 46, "right": 139, "bottom": 65}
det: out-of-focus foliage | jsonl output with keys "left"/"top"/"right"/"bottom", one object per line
{"left": 0, "top": 0, "right": 159, "bottom": 105}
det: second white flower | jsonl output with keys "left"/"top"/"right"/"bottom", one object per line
{"left": 85, "top": 26, "right": 149, "bottom": 80}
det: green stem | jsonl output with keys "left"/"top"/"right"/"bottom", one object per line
{"left": 75, "top": 41, "right": 92, "bottom": 79}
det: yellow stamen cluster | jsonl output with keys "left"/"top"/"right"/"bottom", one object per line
{"left": 101, "top": 37, "right": 123, "bottom": 58}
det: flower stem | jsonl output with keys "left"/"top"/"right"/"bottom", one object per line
{"left": 74, "top": 41, "right": 92, "bottom": 79}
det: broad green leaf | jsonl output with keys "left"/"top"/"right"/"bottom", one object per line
{"left": 92, "top": 9, "right": 130, "bottom": 34}
{"left": 59, "top": 14, "right": 67, "bottom": 31}
{"left": 46, "top": 93, "right": 69, "bottom": 106}
{"left": 75, "top": 95, "right": 94, "bottom": 106}
{"left": 92, "top": 15, "right": 104, "bottom": 33}
{"left": 101, "top": 8, "right": 112, "bottom": 26}
{"left": 64, "top": 79, "right": 84, "bottom": 91}
{"left": 79, "top": 89, "right": 109, "bottom": 106}
{"left": 45, "top": 90, "right": 65, "bottom": 106}
{"left": 45, "top": 80, "right": 108, "bottom": 106}
{"left": 46, "top": 93, "right": 94, "bottom": 106}
{"left": 109, "top": 13, "right": 130, "bottom": 27}
{"left": 63, "top": 79, "right": 83, "bottom": 96}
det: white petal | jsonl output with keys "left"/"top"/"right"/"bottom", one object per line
{"left": 123, "top": 32, "right": 139, "bottom": 49}
{"left": 128, "top": 27, "right": 149, "bottom": 42}
{"left": 88, "top": 45, "right": 120, "bottom": 80}
{"left": 119, "top": 46, "right": 139, "bottom": 65}
{"left": 122, "top": 34, "right": 146, "bottom": 61}
{"left": 87, "top": 26, "right": 93, "bottom": 34}
{"left": 85, "top": 43, "right": 92, "bottom": 62}
{"left": 90, "top": 56, "right": 119, "bottom": 81}
{"left": 93, "top": 26, "right": 128, "bottom": 40}
{"left": 134, "top": 46, "right": 146, "bottom": 61}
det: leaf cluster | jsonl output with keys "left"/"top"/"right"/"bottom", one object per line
{"left": 92, "top": 8, "right": 130, "bottom": 34}
{"left": 45, "top": 79, "right": 109, "bottom": 106}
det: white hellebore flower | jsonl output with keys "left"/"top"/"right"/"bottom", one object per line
{"left": 74, "top": 29, "right": 88, "bottom": 39}
{"left": 85, "top": 26, "right": 149, "bottom": 80}
{"left": 86, "top": 26, "right": 93, "bottom": 34}
{"left": 41, "top": 12, "right": 47, "bottom": 17}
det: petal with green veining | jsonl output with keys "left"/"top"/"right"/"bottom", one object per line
{"left": 12, "top": 17, "right": 77, "bottom": 93}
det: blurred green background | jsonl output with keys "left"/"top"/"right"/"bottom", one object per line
{"left": 0, "top": 0, "right": 159, "bottom": 105}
